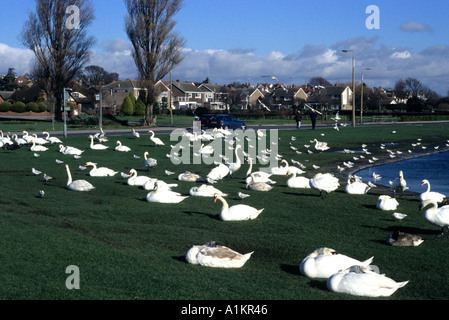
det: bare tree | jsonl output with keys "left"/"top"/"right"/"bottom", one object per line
{"left": 308, "top": 76, "right": 332, "bottom": 87}
{"left": 20, "top": 0, "right": 95, "bottom": 120}
{"left": 405, "top": 77, "right": 425, "bottom": 97}
{"left": 124, "top": 0, "right": 185, "bottom": 126}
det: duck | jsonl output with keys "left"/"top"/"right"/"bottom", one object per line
{"left": 419, "top": 179, "right": 446, "bottom": 203}
{"left": 345, "top": 175, "right": 372, "bottom": 194}
{"left": 389, "top": 170, "right": 407, "bottom": 195}
{"left": 419, "top": 199, "right": 449, "bottom": 237}
{"left": 309, "top": 173, "right": 340, "bottom": 197}
{"left": 299, "top": 247, "right": 374, "bottom": 279}
{"left": 286, "top": 170, "right": 310, "bottom": 189}
{"left": 143, "top": 151, "right": 157, "bottom": 170}
{"left": 226, "top": 144, "right": 243, "bottom": 177}
{"left": 326, "top": 265, "right": 409, "bottom": 297}
{"left": 127, "top": 169, "right": 153, "bottom": 186}
{"left": 207, "top": 163, "right": 230, "bottom": 183}
{"left": 185, "top": 241, "right": 253, "bottom": 268}
{"left": 84, "top": 162, "right": 118, "bottom": 177}
{"left": 313, "top": 138, "right": 330, "bottom": 151}
{"left": 115, "top": 140, "right": 131, "bottom": 152}
{"left": 30, "top": 140, "right": 48, "bottom": 152}
{"left": 189, "top": 184, "right": 228, "bottom": 197}
{"left": 245, "top": 156, "right": 273, "bottom": 184}
{"left": 214, "top": 194, "right": 264, "bottom": 221}
{"left": 146, "top": 181, "right": 188, "bottom": 203}
{"left": 178, "top": 171, "right": 205, "bottom": 182}
{"left": 386, "top": 229, "right": 424, "bottom": 246}
{"left": 149, "top": 130, "right": 164, "bottom": 146}
{"left": 65, "top": 164, "right": 95, "bottom": 191}
{"left": 88, "top": 135, "right": 109, "bottom": 150}
{"left": 42, "top": 131, "right": 62, "bottom": 144}
{"left": 376, "top": 195, "right": 399, "bottom": 211}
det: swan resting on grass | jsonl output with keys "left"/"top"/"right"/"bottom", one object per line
{"left": 326, "top": 265, "right": 409, "bottom": 297}
{"left": 146, "top": 181, "right": 188, "bottom": 203}
{"left": 419, "top": 179, "right": 446, "bottom": 203}
{"left": 185, "top": 241, "right": 253, "bottom": 268}
{"left": 65, "top": 164, "right": 94, "bottom": 191}
{"left": 376, "top": 195, "right": 399, "bottom": 211}
{"left": 299, "top": 247, "right": 374, "bottom": 279}
{"left": 214, "top": 194, "right": 264, "bottom": 221}
{"left": 84, "top": 162, "right": 118, "bottom": 177}
{"left": 419, "top": 199, "right": 449, "bottom": 237}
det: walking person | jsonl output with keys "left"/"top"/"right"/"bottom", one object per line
{"left": 295, "top": 110, "right": 302, "bottom": 129}
{"left": 311, "top": 110, "right": 317, "bottom": 130}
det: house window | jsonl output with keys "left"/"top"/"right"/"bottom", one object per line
{"left": 195, "top": 93, "right": 201, "bottom": 98}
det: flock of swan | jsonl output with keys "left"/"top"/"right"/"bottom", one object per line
{"left": 5, "top": 124, "right": 449, "bottom": 299}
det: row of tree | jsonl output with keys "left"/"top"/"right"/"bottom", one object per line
{"left": 20, "top": 0, "right": 185, "bottom": 126}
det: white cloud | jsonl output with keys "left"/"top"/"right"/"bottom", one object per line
{"left": 391, "top": 50, "right": 411, "bottom": 59}
{"left": 0, "top": 43, "right": 34, "bottom": 75}
{"left": 400, "top": 20, "right": 433, "bottom": 33}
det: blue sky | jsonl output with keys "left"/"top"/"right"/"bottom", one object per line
{"left": 1, "top": 0, "right": 448, "bottom": 95}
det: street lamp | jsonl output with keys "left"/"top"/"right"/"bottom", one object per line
{"left": 342, "top": 49, "right": 355, "bottom": 127}
{"left": 63, "top": 88, "right": 72, "bottom": 138}
{"left": 360, "top": 67, "right": 372, "bottom": 125}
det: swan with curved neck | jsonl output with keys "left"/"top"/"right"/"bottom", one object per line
{"left": 84, "top": 162, "right": 117, "bottom": 177}
{"left": 226, "top": 144, "right": 242, "bottom": 177}
{"left": 419, "top": 179, "right": 446, "bottom": 203}
{"left": 43, "top": 131, "right": 62, "bottom": 144}
{"left": 286, "top": 170, "right": 310, "bottom": 189}
{"left": 419, "top": 199, "right": 449, "bottom": 237}
{"left": 89, "top": 135, "right": 109, "bottom": 150}
{"left": 115, "top": 140, "right": 130, "bottom": 152}
{"left": 245, "top": 156, "right": 272, "bottom": 184}
{"left": 66, "top": 164, "right": 95, "bottom": 191}
{"left": 149, "top": 130, "right": 164, "bottom": 146}
{"left": 213, "top": 194, "right": 264, "bottom": 221}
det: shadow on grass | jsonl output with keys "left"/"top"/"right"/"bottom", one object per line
{"left": 183, "top": 210, "right": 219, "bottom": 220}
{"left": 280, "top": 264, "right": 300, "bottom": 276}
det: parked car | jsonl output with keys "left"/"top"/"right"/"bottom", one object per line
{"left": 208, "top": 114, "right": 247, "bottom": 130}
{"left": 199, "top": 114, "right": 216, "bottom": 128}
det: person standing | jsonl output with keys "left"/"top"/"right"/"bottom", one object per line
{"left": 311, "top": 110, "right": 317, "bottom": 130}
{"left": 295, "top": 110, "right": 302, "bottom": 129}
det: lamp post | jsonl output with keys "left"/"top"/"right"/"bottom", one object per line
{"left": 342, "top": 50, "right": 355, "bottom": 127}
{"left": 360, "top": 67, "right": 372, "bottom": 125}
{"left": 63, "top": 88, "right": 72, "bottom": 138}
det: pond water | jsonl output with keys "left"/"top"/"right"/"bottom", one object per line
{"left": 355, "top": 151, "right": 449, "bottom": 196}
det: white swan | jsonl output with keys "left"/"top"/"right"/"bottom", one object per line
{"left": 198, "top": 143, "right": 214, "bottom": 155}
{"left": 207, "top": 163, "right": 230, "bottom": 183}
{"left": 270, "top": 159, "right": 290, "bottom": 175}
{"left": 309, "top": 173, "right": 340, "bottom": 197}
{"left": 59, "top": 144, "right": 84, "bottom": 156}
{"left": 419, "top": 199, "right": 449, "bottom": 237}
{"left": 127, "top": 169, "right": 153, "bottom": 186}
{"left": 245, "top": 156, "right": 273, "bottom": 184}
{"left": 226, "top": 144, "right": 242, "bottom": 177}
{"left": 149, "top": 130, "right": 164, "bottom": 146}
{"left": 386, "top": 230, "right": 424, "bottom": 246}
{"left": 115, "top": 140, "right": 131, "bottom": 152}
{"left": 22, "top": 131, "right": 34, "bottom": 143}
{"left": 326, "top": 265, "right": 409, "bottom": 297}
{"left": 65, "top": 164, "right": 95, "bottom": 191}
{"left": 32, "top": 133, "right": 49, "bottom": 145}
{"left": 143, "top": 151, "right": 157, "bottom": 170}
{"left": 43, "top": 131, "right": 62, "bottom": 144}
{"left": 286, "top": 170, "right": 310, "bottom": 189}
{"left": 313, "top": 138, "right": 330, "bottom": 151}
{"left": 146, "top": 181, "right": 188, "bottom": 203}
{"left": 178, "top": 171, "right": 204, "bottom": 182}
{"left": 185, "top": 241, "right": 253, "bottom": 268}
{"left": 12, "top": 134, "right": 27, "bottom": 145}
{"left": 132, "top": 128, "right": 140, "bottom": 138}
{"left": 389, "top": 170, "right": 407, "bottom": 194}
{"left": 189, "top": 184, "right": 228, "bottom": 197}
{"left": 246, "top": 175, "right": 273, "bottom": 192}
{"left": 300, "top": 247, "right": 374, "bottom": 279}
{"left": 30, "top": 141, "right": 48, "bottom": 152}
{"left": 376, "top": 195, "right": 399, "bottom": 211}
{"left": 214, "top": 194, "right": 264, "bottom": 221}
{"left": 419, "top": 179, "right": 446, "bottom": 203}
{"left": 143, "top": 179, "right": 177, "bottom": 191}
{"left": 84, "top": 162, "right": 118, "bottom": 177}
{"left": 345, "top": 175, "right": 372, "bottom": 194}
{"left": 88, "top": 135, "right": 109, "bottom": 150}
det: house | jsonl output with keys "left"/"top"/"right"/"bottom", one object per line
{"left": 236, "top": 88, "right": 264, "bottom": 109}
{"left": 101, "top": 80, "right": 148, "bottom": 112}
{"left": 198, "top": 83, "right": 230, "bottom": 111}
{"left": 170, "top": 81, "right": 204, "bottom": 109}
{"left": 0, "top": 91, "right": 14, "bottom": 104}
{"left": 9, "top": 83, "right": 48, "bottom": 103}
{"left": 267, "top": 87, "right": 308, "bottom": 109}
{"left": 310, "top": 86, "right": 353, "bottom": 112}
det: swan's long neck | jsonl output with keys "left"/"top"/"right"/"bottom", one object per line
{"left": 90, "top": 136, "right": 94, "bottom": 146}
{"left": 66, "top": 165, "right": 72, "bottom": 185}
{"left": 216, "top": 195, "right": 229, "bottom": 213}
{"left": 43, "top": 132, "right": 49, "bottom": 138}
{"left": 424, "top": 181, "right": 431, "bottom": 193}
{"left": 246, "top": 156, "right": 253, "bottom": 177}
{"left": 150, "top": 131, "right": 155, "bottom": 138}
{"left": 281, "top": 159, "right": 288, "bottom": 168}
{"left": 235, "top": 145, "right": 242, "bottom": 164}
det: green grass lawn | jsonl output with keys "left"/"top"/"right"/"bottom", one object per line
{"left": 1, "top": 123, "right": 449, "bottom": 300}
